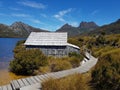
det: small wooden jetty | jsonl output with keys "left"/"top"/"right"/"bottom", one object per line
{"left": 0, "top": 52, "right": 98, "bottom": 90}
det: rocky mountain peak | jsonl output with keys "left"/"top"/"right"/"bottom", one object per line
{"left": 61, "top": 23, "right": 72, "bottom": 29}
{"left": 10, "top": 21, "right": 29, "bottom": 28}
{"left": 10, "top": 21, "right": 39, "bottom": 34}
{"left": 79, "top": 21, "right": 98, "bottom": 29}
{"left": 116, "top": 19, "right": 120, "bottom": 23}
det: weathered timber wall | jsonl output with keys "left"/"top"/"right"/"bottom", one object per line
{"left": 26, "top": 45, "right": 80, "bottom": 57}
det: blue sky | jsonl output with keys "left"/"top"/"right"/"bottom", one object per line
{"left": 0, "top": 0, "right": 120, "bottom": 31}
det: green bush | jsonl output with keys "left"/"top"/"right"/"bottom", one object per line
{"left": 10, "top": 46, "right": 47, "bottom": 75}
{"left": 16, "top": 40, "right": 25, "bottom": 46}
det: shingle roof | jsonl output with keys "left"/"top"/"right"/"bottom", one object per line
{"left": 24, "top": 32, "right": 67, "bottom": 46}
{"left": 24, "top": 32, "right": 80, "bottom": 49}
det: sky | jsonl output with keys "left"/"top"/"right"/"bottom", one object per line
{"left": 0, "top": 0, "right": 120, "bottom": 31}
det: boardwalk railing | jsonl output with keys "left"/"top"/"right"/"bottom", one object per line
{"left": 0, "top": 52, "right": 98, "bottom": 90}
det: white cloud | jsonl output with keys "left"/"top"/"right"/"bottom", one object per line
{"left": 18, "top": 1, "right": 46, "bottom": 9}
{"left": 59, "top": 8, "right": 72, "bottom": 16}
{"left": 53, "top": 8, "right": 72, "bottom": 22}
{"left": 30, "top": 19, "right": 41, "bottom": 24}
{"left": 11, "top": 13, "right": 31, "bottom": 17}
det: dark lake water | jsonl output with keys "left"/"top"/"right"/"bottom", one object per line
{"left": 0, "top": 38, "right": 25, "bottom": 69}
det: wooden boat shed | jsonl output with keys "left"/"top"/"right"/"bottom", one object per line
{"left": 24, "top": 32, "right": 80, "bottom": 57}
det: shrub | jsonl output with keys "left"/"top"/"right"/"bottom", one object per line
{"left": 16, "top": 40, "right": 25, "bottom": 46}
{"left": 51, "top": 60, "right": 72, "bottom": 72}
{"left": 68, "top": 52, "right": 80, "bottom": 57}
{"left": 10, "top": 47, "right": 48, "bottom": 75}
{"left": 69, "top": 52, "right": 83, "bottom": 67}
{"left": 47, "top": 56, "right": 82, "bottom": 72}
{"left": 68, "top": 57, "right": 80, "bottom": 67}
{"left": 91, "top": 48, "right": 120, "bottom": 90}
{"left": 39, "top": 66, "right": 50, "bottom": 74}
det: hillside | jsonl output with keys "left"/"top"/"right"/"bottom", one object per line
{"left": 0, "top": 24, "right": 19, "bottom": 38}
{"left": 56, "top": 22, "right": 99, "bottom": 37}
{"left": 32, "top": 33, "right": 120, "bottom": 90}
{"left": 86, "top": 19, "right": 120, "bottom": 35}
{"left": 0, "top": 22, "right": 48, "bottom": 38}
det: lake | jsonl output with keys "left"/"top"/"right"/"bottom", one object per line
{"left": 0, "top": 38, "right": 27, "bottom": 85}
{"left": 0, "top": 38, "right": 25, "bottom": 69}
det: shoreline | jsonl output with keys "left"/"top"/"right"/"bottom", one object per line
{"left": 0, "top": 69, "right": 28, "bottom": 86}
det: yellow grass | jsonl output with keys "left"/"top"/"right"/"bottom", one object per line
{"left": 42, "top": 72, "right": 92, "bottom": 90}
{"left": 0, "top": 69, "right": 29, "bottom": 85}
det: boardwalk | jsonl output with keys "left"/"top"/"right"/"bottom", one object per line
{"left": 0, "top": 52, "right": 98, "bottom": 90}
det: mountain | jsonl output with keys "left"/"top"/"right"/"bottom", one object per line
{"left": 0, "top": 24, "right": 20, "bottom": 38}
{"left": 3, "top": 19, "right": 120, "bottom": 38}
{"left": 79, "top": 21, "right": 98, "bottom": 29}
{"left": 0, "top": 22, "right": 48, "bottom": 38}
{"left": 56, "top": 23, "right": 80, "bottom": 37}
{"left": 56, "top": 22, "right": 99, "bottom": 37}
{"left": 86, "top": 19, "right": 120, "bottom": 35}
{"left": 78, "top": 21, "right": 98, "bottom": 31}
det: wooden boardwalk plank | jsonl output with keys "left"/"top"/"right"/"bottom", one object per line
{"left": 46, "top": 73, "right": 54, "bottom": 77}
{"left": 34, "top": 76, "right": 41, "bottom": 81}
{"left": 1, "top": 86, "right": 7, "bottom": 90}
{"left": 40, "top": 75, "right": 46, "bottom": 79}
{"left": 53, "top": 71, "right": 66, "bottom": 78}
{"left": 17, "top": 79, "right": 25, "bottom": 87}
{"left": 7, "top": 84, "right": 12, "bottom": 90}
{"left": 36, "top": 76, "right": 44, "bottom": 81}
{"left": 30, "top": 77, "right": 38, "bottom": 83}
{"left": 33, "top": 76, "right": 41, "bottom": 82}
{"left": 43, "top": 74, "right": 51, "bottom": 79}
{"left": 37, "top": 75, "right": 46, "bottom": 81}
{"left": 26, "top": 78, "right": 34, "bottom": 85}
{"left": 21, "top": 79, "right": 30, "bottom": 86}
{"left": 52, "top": 73, "right": 61, "bottom": 78}
{"left": 10, "top": 82, "right": 15, "bottom": 90}
{"left": 20, "top": 83, "right": 42, "bottom": 90}
{"left": 11, "top": 80, "right": 20, "bottom": 90}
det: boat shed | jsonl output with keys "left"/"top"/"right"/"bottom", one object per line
{"left": 24, "top": 32, "right": 80, "bottom": 57}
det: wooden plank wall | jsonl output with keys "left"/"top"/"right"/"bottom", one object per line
{"left": 26, "top": 45, "right": 80, "bottom": 57}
